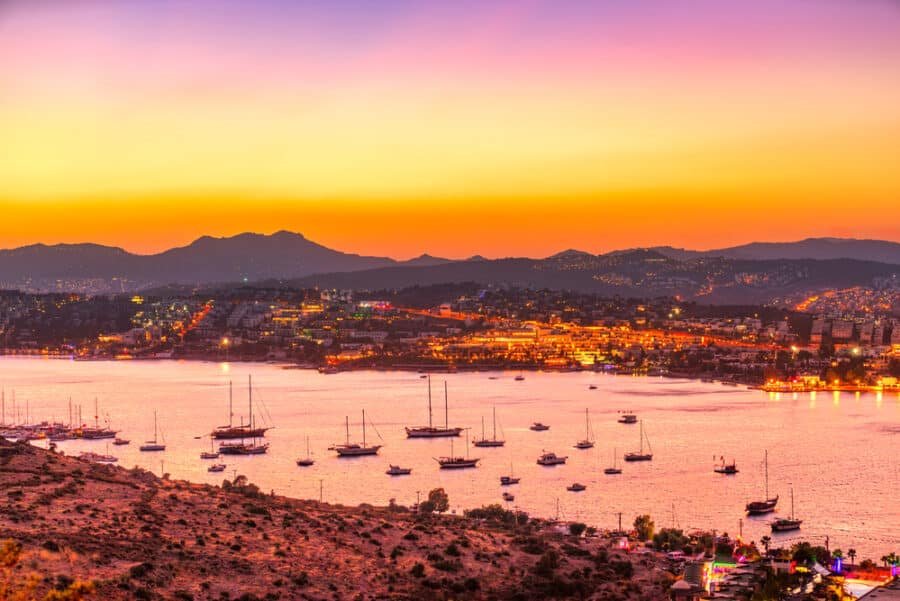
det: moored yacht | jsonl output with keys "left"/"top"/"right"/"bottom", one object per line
{"left": 604, "top": 448, "right": 622, "bottom": 474}
{"left": 405, "top": 378, "right": 463, "bottom": 438}
{"left": 623, "top": 420, "right": 652, "bottom": 462}
{"left": 211, "top": 378, "right": 271, "bottom": 440}
{"left": 566, "top": 482, "right": 586, "bottom": 492}
{"left": 386, "top": 465, "right": 412, "bottom": 476}
{"left": 139, "top": 410, "right": 166, "bottom": 452}
{"left": 332, "top": 411, "right": 382, "bottom": 457}
{"left": 473, "top": 406, "right": 505, "bottom": 447}
{"left": 746, "top": 450, "right": 779, "bottom": 515}
{"left": 771, "top": 487, "right": 802, "bottom": 532}
{"left": 573, "top": 408, "right": 595, "bottom": 449}
{"left": 714, "top": 456, "right": 738, "bottom": 474}
{"left": 536, "top": 450, "right": 568, "bottom": 466}
{"left": 435, "top": 435, "right": 479, "bottom": 469}
{"left": 530, "top": 422, "right": 550, "bottom": 431}
{"left": 295, "top": 436, "right": 315, "bottom": 466}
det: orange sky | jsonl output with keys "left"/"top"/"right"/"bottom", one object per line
{"left": 2, "top": 0, "right": 899, "bottom": 258}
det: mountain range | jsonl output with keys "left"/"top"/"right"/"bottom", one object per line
{"left": 1, "top": 232, "right": 898, "bottom": 302}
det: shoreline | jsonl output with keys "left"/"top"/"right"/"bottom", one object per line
{"left": 4, "top": 352, "right": 898, "bottom": 394}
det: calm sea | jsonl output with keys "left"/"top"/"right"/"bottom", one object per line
{"left": 2, "top": 357, "right": 897, "bottom": 559}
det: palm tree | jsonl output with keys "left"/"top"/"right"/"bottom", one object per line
{"left": 848, "top": 548, "right": 857, "bottom": 567}
{"left": 760, "top": 535, "right": 772, "bottom": 556}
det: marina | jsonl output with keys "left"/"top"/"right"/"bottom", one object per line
{"left": 1, "top": 357, "right": 898, "bottom": 559}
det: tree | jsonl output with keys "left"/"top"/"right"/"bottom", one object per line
{"left": 760, "top": 536, "right": 772, "bottom": 556}
{"left": 633, "top": 515, "right": 654, "bottom": 541}
{"left": 419, "top": 488, "right": 449, "bottom": 514}
{"left": 847, "top": 549, "right": 856, "bottom": 567}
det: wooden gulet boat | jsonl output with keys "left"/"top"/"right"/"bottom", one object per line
{"left": 473, "top": 406, "right": 505, "bottom": 447}
{"left": 405, "top": 377, "right": 463, "bottom": 438}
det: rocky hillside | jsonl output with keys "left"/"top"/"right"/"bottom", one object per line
{"left": 0, "top": 440, "right": 671, "bottom": 600}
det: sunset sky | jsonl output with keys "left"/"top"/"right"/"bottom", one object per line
{"left": 2, "top": 0, "right": 899, "bottom": 258}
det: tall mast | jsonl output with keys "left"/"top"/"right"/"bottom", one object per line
{"left": 1, "top": 388, "right": 4, "bottom": 426}
{"left": 481, "top": 416, "right": 485, "bottom": 440}
{"left": 639, "top": 420, "right": 644, "bottom": 453}
{"left": 362, "top": 410, "right": 367, "bottom": 446}
{"left": 764, "top": 450, "right": 769, "bottom": 500}
{"left": 94, "top": 398, "right": 99, "bottom": 429}
{"left": 427, "top": 375, "right": 433, "bottom": 428}
{"left": 248, "top": 375, "right": 253, "bottom": 430}
{"left": 444, "top": 380, "right": 449, "bottom": 429}
{"left": 153, "top": 409, "right": 158, "bottom": 442}
{"left": 68, "top": 397, "right": 72, "bottom": 428}
{"left": 345, "top": 415, "right": 350, "bottom": 445}
{"left": 585, "top": 408, "right": 589, "bottom": 439}
{"left": 492, "top": 406, "right": 497, "bottom": 439}
{"left": 229, "top": 380, "right": 233, "bottom": 427}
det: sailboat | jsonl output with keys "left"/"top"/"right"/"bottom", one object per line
{"left": 200, "top": 438, "right": 220, "bottom": 459}
{"left": 500, "top": 461, "right": 520, "bottom": 485}
{"left": 574, "top": 408, "right": 595, "bottom": 449}
{"left": 331, "top": 410, "right": 382, "bottom": 457}
{"left": 746, "top": 450, "right": 779, "bottom": 514}
{"left": 218, "top": 376, "right": 270, "bottom": 455}
{"left": 405, "top": 378, "right": 463, "bottom": 438}
{"left": 211, "top": 378, "right": 271, "bottom": 439}
{"left": 80, "top": 398, "right": 117, "bottom": 439}
{"left": 139, "top": 410, "right": 166, "bottom": 452}
{"left": 623, "top": 420, "right": 652, "bottom": 461}
{"left": 604, "top": 447, "right": 622, "bottom": 474}
{"left": 435, "top": 431, "right": 479, "bottom": 469}
{"left": 770, "top": 486, "right": 802, "bottom": 532}
{"left": 296, "top": 436, "right": 315, "bottom": 466}
{"left": 473, "top": 406, "right": 505, "bottom": 447}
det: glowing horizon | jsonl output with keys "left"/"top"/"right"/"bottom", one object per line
{"left": 2, "top": 0, "right": 899, "bottom": 257}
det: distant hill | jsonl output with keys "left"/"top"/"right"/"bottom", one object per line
{"left": 1, "top": 233, "right": 898, "bottom": 301}
{"left": 650, "top": 238, "right": 900, "bottom": 264}
{"left": 0, "top": 231, "right": 396, "bottom": 290}
{"left": 291, "top": 252, "right": 899, "bottom": 305}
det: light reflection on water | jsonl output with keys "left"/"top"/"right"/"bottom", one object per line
{"left": 2, "top": 357, "right": 898, "bottom": 559}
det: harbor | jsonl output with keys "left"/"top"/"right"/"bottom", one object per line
{"left": 1, "top": 356, "right": 898, "bottom": 560}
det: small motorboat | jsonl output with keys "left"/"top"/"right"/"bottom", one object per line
{"left": 530, "top": 422, "right": 550, "bottom": 431}
{"left": 502, "top": 492, "right": 515, "bottom": 502}
{"left": 79, "top": 451, "right": 118, "bottom": 463}
{"left": 536, "top": 451, "right": 568, "bottom": 466}
{"left": 567, "top": 482, "right": 587, "bottom": 492}
{"left": 386, "top": 464, "right": 412, "bottom": 476}
{"left": 514, "top": 375, "right": 525, "bottom": 381}
{"left": 714, "top": 457, "right": 738, "bottom": 474}
{"left": 588, "top": 384, "right": 597, "bottom": 390}
{"left": 500, "top": 475, "right": 521, "bottom": 486}
{"left": 207, "top": 464, "right": 226, "bottom": 473}
{"left": 200, "top": 451, "right": 220, "bottom": 459}
{"left": 618, "top": 412, "right": 638, "bottom": 424}
{"left": 112, "top": 438, "right": 130, "bottom": 446}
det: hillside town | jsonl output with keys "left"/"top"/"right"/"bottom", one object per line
{"left": 2, "top": 286, "right": 899, "bottom": 391}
